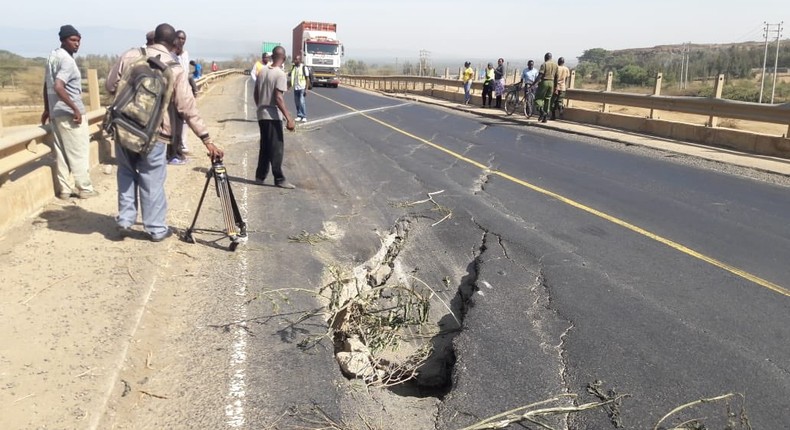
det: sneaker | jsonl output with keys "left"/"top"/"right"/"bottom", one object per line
{"left": 168, "top": 158, "right": 187, "bottom": 165}
{"left": 275, "top": 181, "right": 296, "bottom": 189}
{"left": 78, "top": 190, "right": 99, "bottom": 199}
{"left": 57, "top": 192, "right": 73, "bottom": 200}
{"left": 300, "top": 118, "right": 307, "bottom": 123}
{"left": 150, "top": 228, "right": 173, "bottom": 242}
{"left": 254, "top": 177, "right": 266, "bottom": 185}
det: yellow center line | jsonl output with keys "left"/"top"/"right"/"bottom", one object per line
{"left": 312, "top": 91, "right": 790, "bottom": 298}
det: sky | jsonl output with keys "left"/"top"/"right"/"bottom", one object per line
{"left": 0, "top": 0, "right": 786, "bottom": 65}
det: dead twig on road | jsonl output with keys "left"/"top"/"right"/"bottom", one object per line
{"left": 139, "top": 390, "right": 169, "bottom": 400}
{"left": 21, "top": 274, "right": 74, "bottom": 305}
{"left": 392, "top": 190, "right": 453, "bottom": 226}
{"left": 653, "top": 393, "right": 751, "bottom": 430}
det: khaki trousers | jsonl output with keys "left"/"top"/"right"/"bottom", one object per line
{"left": 51, "top": 115, "right": 94, "bottom": 195}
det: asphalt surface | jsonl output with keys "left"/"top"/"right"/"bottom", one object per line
{"left": 213, "top": 76, "right": 790, "bottom": 429}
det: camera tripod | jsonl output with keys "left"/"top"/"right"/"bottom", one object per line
{"left": 183, "top": 158, "right": 248, "bottom": 251}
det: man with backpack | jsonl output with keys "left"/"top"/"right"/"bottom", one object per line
{"left": 105, "top": 23, "right": 223, "bottom": 242}
{"left": 290, "top": 55, "right": 310, "bottom": 122}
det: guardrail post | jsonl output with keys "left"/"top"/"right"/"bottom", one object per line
{"left": 445, "top": 67, "right": 449, "bottom": 79}
{"left": 708, "top": 74, "right": 725, "bottom": 128}
{"left": 650, "top": 72, "right": 663, "bottom": 119}
{"left": 602, "top": 71, "right": 613, "bottom": 112}
{"left": 87, "top": 69, "right": 101, "bottom": 112}
{"left": 567, "top": 70, "right": 576, "bottom": 108}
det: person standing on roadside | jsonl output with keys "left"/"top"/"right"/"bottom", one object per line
{"left": 494, "top": 58, "right": 505, "bottom": 109}
{"left": 211, "top": 61, "right": 218, "bottom": 72}
{"left": 482, "top": 62, "right": 495, "bottom": 108}
{"left": 105, "top": 23, "right": 223, "bottom": 242}
{"left": 253, "top": 46, "right": 296, "bottom": 189}
{"left": 250, "top": 52, "right": 270, "bottom": 83}
{"left": 290, "top": 55, "right": 310, "bottom": 122}
{"left": 462, "top": 61, "right": 474, "bottom": 105}
{"left": 167, "top": 29, "right": 191, "bottom": 165}
{"left": 41, "top": 24, "right": 98, "bottom": 200}
{"left": 191, "top": 60, "right": 202, "bottom": 79}
{"left": 534, "top": 52, "right": 558, "bottom": 123}
{"left": 551, "top": 57, "right": 570, "bottom": 120}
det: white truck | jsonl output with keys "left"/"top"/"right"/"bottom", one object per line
{"left": 292, "top": 21, "right": 344, "bottom": 88}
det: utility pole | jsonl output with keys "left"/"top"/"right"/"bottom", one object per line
{"left": 419, "top": 50, "right": 431, "bottom": 77}
{"left": 678, "top": 45, "right": 685, "bottom": 90}
{"left": 759, "top": 22, "right": 771, "bottom": 103}
{"left": 770, "top": 22, "right": 783, "bottom": 104}
{"left": 684, "top": 42, "right": 691, "bottom": 89}
{"left": 679, "top": 43, "right": 690, "bottom": 90}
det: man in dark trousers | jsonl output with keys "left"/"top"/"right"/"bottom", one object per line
{"left": 253, "top": 45, "right": 296, "bottom": 189}
{"left": 534, "top": 52, "right": 559, "bottom": 123}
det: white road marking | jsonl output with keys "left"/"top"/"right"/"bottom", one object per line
{"left": 225, "top": 153, "right": 250, "bottom": 427}
{"left": 304, "top": 102, "right": 412, "bottom": 126}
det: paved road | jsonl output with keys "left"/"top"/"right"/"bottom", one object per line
{"left": 214, "top": 76, "right": 790, "bottom": 429}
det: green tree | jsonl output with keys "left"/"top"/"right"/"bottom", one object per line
{"left": 617, "top": 64, "right": 649, "bottom": 86}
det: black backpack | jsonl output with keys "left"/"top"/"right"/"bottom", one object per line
{"left": 103, "top": 48, "right": 177, "bottom": 155}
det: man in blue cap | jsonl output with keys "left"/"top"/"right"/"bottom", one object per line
{"left": 41, "top": 24, "right": 98, "bottom": 200}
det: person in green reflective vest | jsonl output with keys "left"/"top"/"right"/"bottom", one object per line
{"left": 482, "top": 62, "right": 495, "bottom": 108}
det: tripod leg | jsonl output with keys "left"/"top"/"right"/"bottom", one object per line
{"left": 215, "top": 172, "right": 240, "bottom": 250}
{"left": 225, "top": 180, "right": 247, "bottom": 237}
{"left": 184, "top": 172, "right": 213, "bottom": 244}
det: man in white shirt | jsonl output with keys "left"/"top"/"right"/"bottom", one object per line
{"left": 520, "top": 60, "right": 539, "bottom": 97}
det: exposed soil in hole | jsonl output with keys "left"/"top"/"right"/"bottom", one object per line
{"left": 316, "top": 214, "right": 481, "bottom": 399}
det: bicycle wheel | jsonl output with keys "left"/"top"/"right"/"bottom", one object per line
{"left": 504, "top": 91, "right": 517, "bottom": 115}
{"left": 525, "top": 92, "right": 535, "bottom": 118}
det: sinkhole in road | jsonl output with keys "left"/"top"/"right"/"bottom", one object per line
{"left": 319, "top": 214, "right": 479, "bottom": 398}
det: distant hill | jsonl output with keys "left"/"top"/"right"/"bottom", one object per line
{"left": 576, "top": 39, "right": 790, "bottom": 86}
{"left": 0, "top": 26, "right": 262, "bottom": 61}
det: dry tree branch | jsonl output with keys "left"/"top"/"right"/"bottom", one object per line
{"left": 289, "top": 230, "right": 332, "bottom": 245}
{"left": 392, "top": 190, "right": 453, "bottom": 226}
{"left": 408, "top": 274, "right": 460, "bottom": 326}
{"left": 460, "top": 394, "right": 629, "bottom": 430}
{"left": 652, "top": 393, "right": 747, "bottom": 430}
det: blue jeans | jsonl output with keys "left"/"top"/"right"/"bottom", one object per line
{"left": 115, "top": 141, "right": 169, "bottom": 238}
{"left": 464, "top": 81, "right": 472, "bottom": 103}
{"left": 294, "top": 89, "right": 306, "bottom": 119}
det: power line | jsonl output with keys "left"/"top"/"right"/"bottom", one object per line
{"left": 733, "top": 24, "right": 766, "bottom": 43}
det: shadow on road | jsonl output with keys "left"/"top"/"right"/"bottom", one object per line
{"left": 35, "top": 205, "right": 119, "bottom": 241}
{"left": 217, "top": 118, "right": 257, "bottom": 124}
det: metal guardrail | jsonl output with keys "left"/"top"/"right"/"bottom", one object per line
{"left": 340, "top": 74, "right": 790, "bottom": 134}
{"left": 564, "top": 90, "right": 790, "bottom": 126}
{"left": 0, "top": 69, "right": 244, "bottom": 182}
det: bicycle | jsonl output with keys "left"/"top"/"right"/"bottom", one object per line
{"left": 503, "top": 82, "right": 537, "bottom": 118}
{"left": 523, "top": 83, "right": 537, "bottom": 118}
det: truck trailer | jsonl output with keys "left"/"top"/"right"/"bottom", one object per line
{"left": 292, "top": 21, "right": 343, "bottom": 88}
